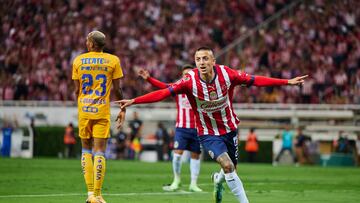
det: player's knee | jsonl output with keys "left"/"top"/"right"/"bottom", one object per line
{"left": 222, "top": 161, "right": 235, "bottom": 173}
{"left": 217, "top": 152, "right": 235, "bottom": 173}
{"left": 191, "top": 152, "right": 200, "bottom": 159}
{"left": 174, "top": 150, "right": 184, "bottom": 155}
{"left": 81, "top": 138, "right": 92, "bottom": 149}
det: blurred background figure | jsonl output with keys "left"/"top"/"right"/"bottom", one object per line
{"left": 63, "top": 122, "right": 76, "bottom": 158}
{"left": 167, "top": 129, "right": 175, "bottom": 161}
{"left": 295, "top": 127, "right": 310, "bottom": 165}
{"left": 356, "top": 134, "right": 360, "bottom": 166}
{"left": 105, "top": 136, "right": 118, "bottom": 160}
{"left": 116, "top": 127, "right": 128, "bottom": 160}
{"left": 245, "top": 128, "right": 259, "bottom": 163}
{"left": 274, "top": 124, "right": 298, "bottom": 166}
{"left": 334, "top": 131, "right": 351, "bottom": 154}
{"left": 155, "top": 122, "right": 170, "bottom": 161}
{"left": 128, "top": 111, "right": 143, "bottom": 160}
{"left": 1, "top": 118, "right": 18, "bottom": 157}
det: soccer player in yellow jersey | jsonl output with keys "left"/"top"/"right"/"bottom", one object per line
{"left": 72, "top": 31, "right": 125, "bottom": 203}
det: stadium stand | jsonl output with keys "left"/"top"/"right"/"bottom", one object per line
{"left": 3, "top": 0, "right": 357, "bottom": 105}
{"left": 0, "top": 0, "right": 293, "bottom": 101}
{"left": 219, "top": 0, "right": 360, "bottom": 104}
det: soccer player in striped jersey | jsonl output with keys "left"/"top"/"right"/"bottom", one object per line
{"left": 117, "top": 47, "right": 307, "bottom": 203}
{"left": 138, "top": 65, "right": 202, "bottom": 192}
{"left": 72, "top": 31, "right": 125, "bottom": 203}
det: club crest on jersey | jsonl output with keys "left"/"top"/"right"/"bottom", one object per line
{"left": 209, "top": 91, "right": 218, "bottom": 100}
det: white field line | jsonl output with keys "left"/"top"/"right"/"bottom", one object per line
{"left": 0, "top": 190, "right": 209, "bottom": 199}
{"left": 1, "top": 189, "right": 357, "bottom": 199}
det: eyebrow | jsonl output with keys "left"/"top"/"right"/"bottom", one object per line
{"left": 196, "top": 56, "right": 208, "bottom": 58}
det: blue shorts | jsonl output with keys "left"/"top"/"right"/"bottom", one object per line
{"left": 199, "top": 131, "right": 238, "bottom": 165}
{"left": 174, "top": 128, "right": 201, "bottom": 154}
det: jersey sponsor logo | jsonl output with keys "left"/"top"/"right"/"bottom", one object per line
{"left": 81, "top": 57, "right": 110, "bottom": 65}
{"left": 198, "top": 95, "right": 228, "bottom": 113}
{"left": 237, "top": 71, "right": 250, "bottom": 87}
{"left": 80, "top": 98, "right": 106, "bottom": 104}
{"left": 183, "top": 76, "right": 190, "bottom": 81}
{"left": 96, "top": 164, "right": 103, "bottom": 180}
{"left": 233, "top": 136, "right": 239, "bottom": 160}
{"left": 221, "top": 84, "right": 228, "bottom": 92}
{"left": 82, "top": 106, "right": 99, "bottom": 113}
{"left": 175, "top": 76, "right": 191, "bottom": 85}
{"left": 237, "top": 71, "right": 249, "bottom": 77}
{"left": 80, "top": 66, "right": 108, "bottom": 72}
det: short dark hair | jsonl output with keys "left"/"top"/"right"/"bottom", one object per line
{"left": 88, "top": 31, "right": 106, "bottom": 50}
{"left": 181, "top": 64, "right": 193, "bottom": 71}
{"left": 196, "top": 46, "right": 213, "bottom": 53}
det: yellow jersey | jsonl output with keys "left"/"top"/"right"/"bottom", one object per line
{"left": 72, "top": 51, "right": 123, "bottom": 120}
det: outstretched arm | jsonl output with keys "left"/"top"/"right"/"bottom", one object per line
{"left": 253, "top": 75, "right": 308, "bottom": 86}
{"left": 147, "top": 77, "right": 169, "bottom": 89}
{"left": 115, "top": 88, "right": 172, "bottom": 110}
{"left": 234, "top": 68, "right": 308, "bottom": 87}
{"left": 287, "top": 75, "right": 308, "bottom": 85}
{"left": 138, "top": 68, "right": 169, "bottom": 89}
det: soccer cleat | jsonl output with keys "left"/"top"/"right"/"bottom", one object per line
{"left": 212, "top": 172, "right": 224, "bottom": 203}
{"left": 92, "top": 196, "right": 107, "bottom": 203}
{"left": 189, "top": 184, "right": 203, "bottom": 192}
{"left": 85, "top": 194, "right": 96, "bottom": 203}
{"left": 162, "top": 181, "right": 180, "bottom": 191}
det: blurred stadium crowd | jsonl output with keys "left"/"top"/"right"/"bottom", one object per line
{"left": 0, "top": 0, "right": 359, "bottom": 104}
{"left": 233, "top": 0, "right": 360, "bottom": 104}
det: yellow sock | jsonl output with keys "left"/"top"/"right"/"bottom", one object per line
{"left": 81, "top": 150, "right": 94, "bottom": 194}
{"left": 93, "top": 153, "right": 106, "bottom": 197}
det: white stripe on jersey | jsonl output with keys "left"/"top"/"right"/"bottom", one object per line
{"left": 199, "top": 75, "right": 219, "bottom": 135}
{"left": 215, "top": 68, "right": 231, "bottom": 133}
{"left": 219, "top": 66, "right": 237, "bottom": 128}
{"left": 178, "top": 95, "right": 184, "bottom": 128}
{"left": 219, "top": 65, "right": 232, "bottom": 88}
{"left": 189, "top": 71, "right": 208, "bottom": 134}
{"left": 208, "top": 112, "right": 219, "bottom": 135}
{"left": 185, "top": 108, "right": 190, "bottom": 128}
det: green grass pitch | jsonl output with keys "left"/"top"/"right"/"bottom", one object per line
{"left": 0, "top": 158, "right": 359, "bottom": 203}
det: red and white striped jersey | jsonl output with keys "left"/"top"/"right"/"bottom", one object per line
{"left": 175, "top": 94, "right": 196, "bottom": 128}
{"left": 170, "top": 64, "right": 254, "bottom": 136}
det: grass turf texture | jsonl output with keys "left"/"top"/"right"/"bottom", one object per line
{"left": 0, "top": 158, "right": 359, "bottom": 203}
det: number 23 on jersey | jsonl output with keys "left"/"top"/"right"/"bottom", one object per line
{"left": 81, "top": 74, "right": 107, "bottom": 96}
